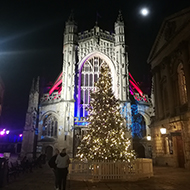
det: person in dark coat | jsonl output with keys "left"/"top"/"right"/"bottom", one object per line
{"left": 48, "top": 149, "right": 59, "bottom": 190}
{"left": 55, "top": 148, "right": 70, "bottom": 190}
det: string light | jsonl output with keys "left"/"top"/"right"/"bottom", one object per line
{"left": 76, "top": 65, "right": 135, "bottom": 161}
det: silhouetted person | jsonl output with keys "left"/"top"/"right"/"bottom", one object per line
{"left": 42, "top": 153, "right": 46, "bottom": 164}
{"left": 55, "top": 148, "right": 70, "bottom": 190}
{"left": 48, "top": 149, "right": 59, "bottom": 190}
{"left": 37, "top": 154, "right": 43, "bottom": 168}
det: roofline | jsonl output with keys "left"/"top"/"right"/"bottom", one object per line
{"left": 147, "top": 6, "right": 190, "bottom": 64}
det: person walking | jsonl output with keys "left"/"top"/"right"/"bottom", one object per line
{"left": 48, "top": 149, "right": 59, "bottom": 190}
{"left": 55, "top": 148, "right": 70, "bottom": 190}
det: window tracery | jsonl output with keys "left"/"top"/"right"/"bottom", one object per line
{"left": 80, "top": 56, "right": 111, "bottom": 117}
{"left": 42, "top": 114, "right": 58, "bottom": 138}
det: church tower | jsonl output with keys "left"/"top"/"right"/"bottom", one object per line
{"left": 21, "top": 77, "right": 39, "bottom": 157}
{"left": 114, "top": 11, "right": 131, "bottom": 129}
{"left": 62, "top": 11, "right": 78, "bottom": 101}
{"left": 59, "top": 12, "right": 78, "bottom": 152}
{"left": 114, "top": 11, "right": 129, "bottom": 102}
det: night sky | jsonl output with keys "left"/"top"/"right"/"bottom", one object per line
{"left": 1, "top": 0, "right": 190, "bottom": 130}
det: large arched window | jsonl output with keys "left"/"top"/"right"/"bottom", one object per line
{"left": 80, "top": 56, "right": 111, "bottom": 117}
{"left": 42, "top": 114, "right": 58, "bottom": 138}
{"left": 177, "top": 63, "right": 187, "bottom": 105}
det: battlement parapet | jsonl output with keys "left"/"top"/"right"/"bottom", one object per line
{"left": 41, "top": 92, "right": 61, "bottom": 104}
{"left": 78, "top": 28, "right": 115, "bottom": 42}
{"left": 133, "top": 93, "right": 152, "bottom": 105}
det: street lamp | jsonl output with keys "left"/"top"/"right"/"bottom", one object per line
{"left": 147, "top": 134, "right": 151, "bottom": 141}
{"left": 160, "top": 128, "right": 166, "bottom": 135}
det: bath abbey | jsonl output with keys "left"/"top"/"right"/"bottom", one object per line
{"left": 21, "top": 11, "right": 153, "bottom": 159}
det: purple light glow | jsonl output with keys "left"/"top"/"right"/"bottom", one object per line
{"left": 0, "top": 131, "right": 5, "bottom": 135}
{"left": 77, "top": 57, "right": 89, "bottom": 117}
{"left": 19, "top": 134, "right": 23, "bottom": 137}
{"left": 129, "top": 89, "right": 134, "bottom": 95}
{"left": 0, "top": 129, "right": 10, "bottom": 136}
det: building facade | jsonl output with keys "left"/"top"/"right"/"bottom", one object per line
{"left": 22, "top": 12, "right": 153, "bottom": 160}
{"left": 148, "top": 7, "right": 190, "bottom": 169}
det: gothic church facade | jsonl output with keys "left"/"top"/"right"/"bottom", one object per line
{"left": 22, "top": 12, "right": 152, "bottom": 159}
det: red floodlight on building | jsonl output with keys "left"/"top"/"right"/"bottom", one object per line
{"left": 48, "top": 71, "right": 147, "bottom": 102}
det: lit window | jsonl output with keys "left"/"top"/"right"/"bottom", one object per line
{"left": 84, "top": 74, "right": 88, "bottom": 86}
{"left": 80, "top": 56, "right": 111, "bottom": 117}
{"left": 90, "top": 74, "right": 93, "bottom": 86}
{"left": 177, "top": 63, "right": 187, "bottom": 105}
{"left": 85, "top": 90, "right": 88, "bottom": 104}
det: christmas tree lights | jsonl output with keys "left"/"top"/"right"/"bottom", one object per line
{"left": 76, "top": 64, "right": 135, "bottom": 162}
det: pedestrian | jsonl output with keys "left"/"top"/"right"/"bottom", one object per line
{"left": 55, "top": 148, "right": 70, "bottom": 190}
{"left": 48, "top": 149, "right": 60, "bottom": 190}
{"left": 42, "top": 153, "right": 46, "bottom": 164}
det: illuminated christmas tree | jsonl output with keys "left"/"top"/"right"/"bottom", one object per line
{"left": 76, "top": 64, "right": 135, "bottom": 161}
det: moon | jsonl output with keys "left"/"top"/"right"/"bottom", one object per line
{"left": 140, "top": 8, "right": 149, "bottom": 16}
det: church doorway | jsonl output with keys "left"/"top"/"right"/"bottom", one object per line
{"left": 176, "top": 135, "right": 185, "bottom": 168}
{"left": 45, "top": 146, "right": 53, "bottom": 160}
{"left": 133, "top": 142, "right": 145, "bottom": 158}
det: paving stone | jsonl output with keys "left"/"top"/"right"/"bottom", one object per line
{"left": 2, "top": 164, "right": 190, "bottom": 190}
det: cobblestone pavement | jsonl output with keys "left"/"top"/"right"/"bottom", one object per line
{"left": 2, "top": 164, "right": 190, "bottom": 190}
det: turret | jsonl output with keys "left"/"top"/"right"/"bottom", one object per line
{"left": 114, "top": 11, "right": 129, "bottom": 102}
{"left": 60, "top": 12, "right": 78, "bottom": 152}
{"left": 62, "top": 11, "right": 78, "bottom": 100}
{"left": 35, "top": 76, "right": 39, "bottom": 93}
{"left": 30, "top": 78, "right": 35, "bottom": 93}
{"left": 21, "top": 78, "right": 39, "bottom": 158}
{"left": 63, "top": 11, "right": 78, "bottom": 46}
{"left": 114, "top": 10, "right": 125, "bottom": 45}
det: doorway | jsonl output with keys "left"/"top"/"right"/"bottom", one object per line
{"left": 133, "top": 142, "right": 145, "bottom": 158}
{"left": 176, "top": 135, "right": 185, "bottom": 168}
